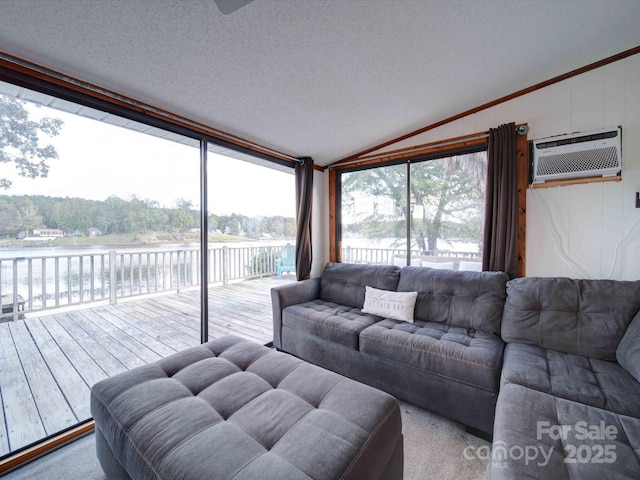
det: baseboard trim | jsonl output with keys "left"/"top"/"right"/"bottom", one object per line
{"left": 0, "top": 421, "right": 95, "bottom": 476}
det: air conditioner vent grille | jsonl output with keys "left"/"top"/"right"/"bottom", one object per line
{"left": 532, "top": 126, "right": 622, "bottom": 183}
{"left": 536, "top": 146, "right": 619, "bottom": 176}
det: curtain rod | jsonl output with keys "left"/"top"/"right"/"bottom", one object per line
{"left": 0, "top": 52, "right": 303, "bottom": 164}
{"left": 328, "top": 124, "right": 529, "bottom": 170}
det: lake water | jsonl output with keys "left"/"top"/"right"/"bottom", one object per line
{"left": 0, "top": 239, "right": 294, "bottom": 259}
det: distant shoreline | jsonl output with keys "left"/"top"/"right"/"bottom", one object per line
{"left": 0, "top": 237, "right": 295, "bottom": 259}
{"left": 0, "top": 233, "right": 294, "bottom": 249}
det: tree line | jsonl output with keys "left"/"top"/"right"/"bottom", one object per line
{"left": 0, "top": 194, "right": 296, "bottom": 239}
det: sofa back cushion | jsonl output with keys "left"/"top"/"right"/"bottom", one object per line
{"left": 319, "top": 263, "right": 402, "bottom": 309}
{"left": 396, "top": 267, "right": 508, "bottom": 335}
{"left": 502, "top": 277, "right": 640, "bottom": 361}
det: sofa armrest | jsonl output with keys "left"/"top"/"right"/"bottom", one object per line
{"left": 271, "top": 278, "right": 321, "bottom": 349}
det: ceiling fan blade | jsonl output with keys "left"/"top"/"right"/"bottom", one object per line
{"left": 214, "top": 0, "right": 254, "bottom": 15}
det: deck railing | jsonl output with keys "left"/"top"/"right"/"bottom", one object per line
{"left": 0, "top": 245, "right": 287, "bottom": 320}
{"left": 341, "top": 245, "right": 481, "bottom": 265}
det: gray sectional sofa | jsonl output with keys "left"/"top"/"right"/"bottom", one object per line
{"left": 271, "top": 262, "right": 640, "bottom": 479}
{"left": 271, "top": 262, "right": 509, "bottom": 436}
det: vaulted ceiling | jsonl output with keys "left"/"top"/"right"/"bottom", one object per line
{"left": 1, "top": 0, "right": 639, "bottom": 166}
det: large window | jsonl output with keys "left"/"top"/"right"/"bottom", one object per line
{"left": 340, "top": 150, "right": 487, "bottom": 270}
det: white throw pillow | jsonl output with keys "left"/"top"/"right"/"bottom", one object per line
{"left": 362, "top": 286, "right": 418, "bottom": 322}
{"left": 421, "top": 261, "right": 454, "bottom": 270}
{"left": 393, "top": 257, "right": 422, "bottom": 267}
{"left": 458, "top": 261, "right": 482, "bottom": 272}
{"left": 410, "top": 257, "right": 423, "bottom": 266}
{"left": 392, "top": 257, "right": 407, "bottom": 267}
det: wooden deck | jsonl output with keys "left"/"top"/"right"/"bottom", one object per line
{"left": 0, "top": 277, "right": 292, "bottom": 457}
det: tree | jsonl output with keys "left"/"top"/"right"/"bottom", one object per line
{"left": 0, "top": 197, "right": 18, "bottom": 236}
{"left": 50, "top": 198, "right": 93, "bottom": 234}
{"left": 170, "top": 198, "right": 196, "bottom": 233}
{"left": 10, "top": 202, "right": 43, "bottom": 237}
{"left": 208, "top": 213, "right": 219, "bottom": 232}
{"left": 0, "top": 94, "right": 63, "bottom": 189}
{"left": 96, "top": 195, "right": 129, "bottom": 234}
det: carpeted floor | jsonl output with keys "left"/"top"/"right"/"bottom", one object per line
{"left": 4, "top": 401, "right": 490, "bottom": 480}
{"left": 400, "top": 402, "right": 490, "bottom": 479}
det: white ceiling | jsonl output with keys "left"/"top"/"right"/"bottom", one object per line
{"left": 1, "top": 0, "right": 639, "bottom": 167}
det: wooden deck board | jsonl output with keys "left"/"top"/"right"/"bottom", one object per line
{"left": 0, "top": 323, "right": 46, "bottom": 453}
{"left": 145, "top": 288, "right": 273, "bottom": 343}
{"left": 109, "top": 302, "right": 197, "bottom": 350}
{"left": 0, "top": 383, "right": 8, "bottom": 457}
{"left": 75, "top": 308, "right": 166, "bottom": 364}
{"left": 9, "top": 321, "right": 77, "bottom": 435}
{"left": 25, "top": 318, "right": 91, "bottom": 420}
{"left": 81, "top": 307, "right": 175, "bottom": 359}
{"left": 40, "top": 316, "right": 113, "bottom": 389}
{"left": 53, "top": 313, "right": 128, "bottom": 378}
{"left": 66, "top": 310, "right": 149, "bottom": 371}
{"left": 152, "top": 299, "right": 272, "bottom": 343}
{"left": 120, "top": 295, "right": 201, "bottom": 337}
{"left": 0, "top": 277, "right": 288, "bottom": 457}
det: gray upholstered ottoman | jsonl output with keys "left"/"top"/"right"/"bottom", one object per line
{"left": 91, "top": 335, "right": 403, "bottom": 480}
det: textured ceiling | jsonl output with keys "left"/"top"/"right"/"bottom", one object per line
{"left": 0, "top": 0, "right": 639, "bottom": 166}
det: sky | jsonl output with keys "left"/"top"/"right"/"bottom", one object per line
{"left": 2, "top": 99, "right": 296, "bottom": 217}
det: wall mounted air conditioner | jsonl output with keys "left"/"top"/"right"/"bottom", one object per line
{"left": 532, "top": 126, "right": 621, "bottom": 184}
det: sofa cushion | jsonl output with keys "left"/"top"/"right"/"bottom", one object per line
{"left": 492, "top": 383, "right": 640, "bottom": 479}
{"left": 359, "top": 319, "right": 504, "bottom": 392}
{"left": 319, "top": 263, "right": 401, "bottom": 309}
{"left": 362, "top": 286, "right": 418, "bottom": 322}
{"left": 502, "top": 343, "right": 640, "bottom": 418}
{"left": 282, "top": 300, "right": 383, "bottom": 349}
{"left": 396, "top": 267, "right": 508, "bottom": 336}
{"left": 617, "top": 310, "right": 640, "bottom": 383}
{"left": 502, "top": 277, "right": 640, "bottom": 361}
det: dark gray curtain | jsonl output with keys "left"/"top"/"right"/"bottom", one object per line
{"left": 295, "top": 157, "right": 313, "bottom": 280}
{"left": 482, "top": 122, "right": 518, "bottom": 278}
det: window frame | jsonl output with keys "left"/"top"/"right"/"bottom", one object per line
{"left": 329, "top": 132, "right": 527, "bottom": 277}
{"left": 0, "top": 60, "right": 295, "bottom": 170}
{"left": 334, "top": 143, "right": 488, "bottom": 266}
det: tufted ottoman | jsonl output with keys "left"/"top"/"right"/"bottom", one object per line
{"left": 90, "top": 335, "right": 403, "bottom": 480}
